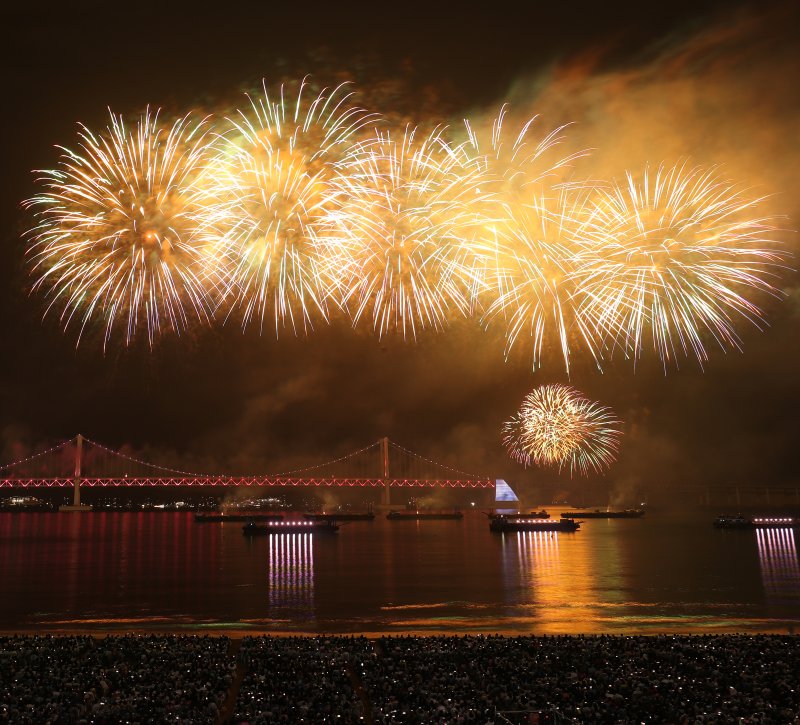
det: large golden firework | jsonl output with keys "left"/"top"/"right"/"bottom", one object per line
{"left": 24, "top": 109, "right": 218, "bottom": 346}
{"left": 476, "top": 187, "right": 603, "bottom": 373}
{"left": 326, "top": 126, "right": 486, "bottom": 338}
{"left": 461, "top": 106, "right": 596, "bottom": 371}
{"left": 577, "top": 163, "right": 786, "bottom": 367}
{"left": 201, "top": 79, "right": 374, "bottom": 334}
{"left": 503, "top": 384, "right": 621, "bottom": 476}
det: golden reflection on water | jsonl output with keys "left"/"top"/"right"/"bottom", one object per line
{"left": 268, "top": 533, "right": 315, "bottom": 614}
{"left": 501, "top": 526, "right": 626, "bottom": 634}
{"left": 756, "top": 527, "right": 800, "bottom": 611}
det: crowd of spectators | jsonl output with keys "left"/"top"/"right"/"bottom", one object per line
{"left": 362, "top": 634, "right": 800, "bottom": 724}
{"left": 1, "top": 634, "right": 798, "bottom": 724}
{"left": 0, "top": 634, "right": 233, "bottom": 723}
{"left": 232, "top": 635, "right": 370, "bottom": 724}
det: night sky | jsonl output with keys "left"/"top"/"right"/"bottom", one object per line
{"left": 1, "top": 0, "right": 797, "bottom": 503}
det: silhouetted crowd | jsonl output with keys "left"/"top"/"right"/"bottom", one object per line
{"left": 362, "top": 634, "right": 800, "bottom": 724}
{"left": 233, "top": 636, "right": 371, "bottom": 724}
{"left": 1, "top": 634, "right": 798, "bottom": 724}
{"left": 0, "top": 635, "right": 232, "bottom": 723}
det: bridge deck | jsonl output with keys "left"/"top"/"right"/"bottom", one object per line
{"left": 0, "top": 477, "right": 495, "bottom": 488}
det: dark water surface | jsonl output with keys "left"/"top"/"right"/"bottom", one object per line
{"left": 1, "top": 511, "right": 798, "bottom": 634}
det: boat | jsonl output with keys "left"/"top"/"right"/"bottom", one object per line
{"left": 559, "top": 508, "right": 645, "bottom": 519}
{"left": 195, "top": 512, "right": 284, "bottom": 522}
{"left": 304, "top": 511, "right": 375, "bottom": 521}
{"left": 490, "top": 516, "right": 581, "bottom": 533}
{"left": 486, "top": 510, "right": 550, "bottom": 520}
{"left": 387, "top": 510, "right": 464, "bottom": 520}
{"left": 242, "top": 520, "right": 339, "bottom": 535}
{"left": 714, "top": 514, "right": 798, "bottom": 530}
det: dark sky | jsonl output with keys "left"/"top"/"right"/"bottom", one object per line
{"left": 1, "top": 0, "right": 797, "bottom": 503}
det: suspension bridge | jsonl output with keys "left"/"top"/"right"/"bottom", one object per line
{"left": 0, "top": 435, "right": 510, "bottom": 510}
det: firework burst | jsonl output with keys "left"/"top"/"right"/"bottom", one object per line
{"left": 24, "top": 108, "right": 218, "bottom": 346}
{"left": 503, "top": 384, "right": 621, "bottom": 476}
{"left": 463, "top": 104, "right": 582, "bottom": 200}
{"left": 327, "top": 126, "right": 486, "bottom": 338}
{"left": 475, "top": 187, "right": 603, "bottom": 372}
{"left": 201, "top": 79, "right": 374, "bottom": 334}
{"left": 577, "top": 163, "right": 787, "bottom": 367}
{"left": 460, "top": 106, "right": 597, "bottom": 370}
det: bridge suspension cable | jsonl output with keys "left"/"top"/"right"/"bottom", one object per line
{"left": 81, "top": 436, "right": 210, "bottom": 476}
{"left": 388, "top": 440, "right": 490, "bottom": 479}
{"left": 0, "top": 440, "right": 73, "bottom": 471}
{"left": 266, "top": 440, "right": 382, "bottom": 476}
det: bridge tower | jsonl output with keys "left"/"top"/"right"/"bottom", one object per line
{"left": 59, "top": 433, "right": 92, "bottom": 512}
{"left": 381, "top": 436, "right": 390, "bottom": 506}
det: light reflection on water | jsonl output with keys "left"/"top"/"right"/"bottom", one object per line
{"left": 499, "top": 527, "right": 625, "bottom": 634}
{"left": 268, "top": 533, "right": 314, "bottom": 616}
{"left": 756, "top": 527, "right": 800, "bottom": 613}
{"left": 0, "top": 511, "right": 798, "bottom": 634}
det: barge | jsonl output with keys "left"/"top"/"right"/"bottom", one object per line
{"left": 195, "top": 512, "right": 284, "bottom": 522}
{"left": 559, "top": 508, "right": 645, "bottom": 519}
{"left": 387, "top": 510, "right": 464, "bottom": 521}
{"left": 487, "top": 510, "right": 550, "bottom": 520}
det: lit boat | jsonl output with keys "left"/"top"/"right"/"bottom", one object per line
{"left": 714, "top": 515, "right": 798, "bottom": 530}
{"left": 490, "top": 516, "right": 581, "bottom": 533}
{"left": 386, "top": 510, "right": 464, "bottom": 520}
{"left": 242, "top": 520, "right": 339, "bottom": 535}
{"left": 752, "top": 517, "right": 798, "bottom": 528}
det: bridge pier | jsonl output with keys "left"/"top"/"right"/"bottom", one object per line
{"left": 59, "top": 434, "right": 92, "bottom": 512}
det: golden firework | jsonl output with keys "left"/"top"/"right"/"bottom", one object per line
{"left": 327, "top": 126, "right": 486, "bottom": 338}
{"left": 201, "top": 79, "right": 374, "bottom": 334}
{"left": 460, "top": 106, "right": 596, "bottom": 370}
{"left": 24, "top": 108, "right": 218, "bottom": 346}
{"left": 577, "top": 163, "right": 786, "bottom": 367}
{"left": 503, "top": 384, "right": 621, "bottom": 476}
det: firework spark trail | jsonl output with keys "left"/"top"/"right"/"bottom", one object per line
{"left": 460, "top": 106, "right": 599, "bottom": 371}
{"left": 24, "top": 109, "right": 218, "bottom": 347}
{"left": 475, "top": 187, "right": 608, "bottom": 373}
{"left": 463, "top": 105, "right": 584, "bottom": 199}
{"left": 326, "top": 126, "right": 487, "bottom": 338}
{"left": 503, "top": 384, "right": 621, "bottom": 476}
{"left": 576, "top": 163, "right": 787, "bottom": 368}
{"left": 199, "top": 79, "right": 376, "bottom": 335}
